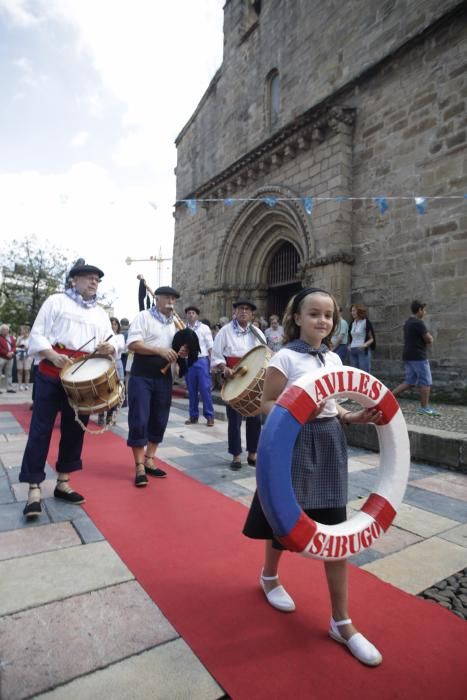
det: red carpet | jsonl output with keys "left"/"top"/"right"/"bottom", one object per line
{"left": 7, "top": 405, "right": 467, "bottom": 699}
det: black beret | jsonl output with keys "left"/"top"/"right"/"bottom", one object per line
{"left": 68, "top": 262, "right": 104, "bottom": 279}
{"left": 232, "top": 299, "right": 257, "bottom": 311}
{"left": 155, "top": 285, "right": 180, "bottom": 298}
{"left": 185, "top": 305, "right": 200, "bottom": 315}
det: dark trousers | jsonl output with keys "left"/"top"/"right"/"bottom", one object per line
{"left": 186, "top": 357, "right": 214, "bottom": 419}
{"left": 19, "top": 371, "right": 89, "bottom": 484}
{"left": 226, "top": 405, "right": 261, "bottom": 457}
{"left": 127, "top": 374, "right": 172, "bottom": 447}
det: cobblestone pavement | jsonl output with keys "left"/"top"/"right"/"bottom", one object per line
{"left": 418, "top": 568, "right": 467, "bottom": 620}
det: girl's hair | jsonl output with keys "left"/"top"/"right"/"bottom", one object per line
{"left": 110, "top": 316, "right": 121, "bottom": 333}
{"left": 351, "top": 304, "right": 368, "bottom": 320}
{"left": 282, "top": 288, "right": 339, "bottom": 344}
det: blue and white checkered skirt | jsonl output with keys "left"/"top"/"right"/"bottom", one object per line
{"left": 291, "top": 416, "right": 347, "bottom": 509}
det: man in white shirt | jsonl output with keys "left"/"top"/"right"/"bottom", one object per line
{"left": 127, "top": 286, "right": 188, "bottom": 487}
{"left": 20, "top": 261, "right": 117, "bottom": 518}
{"left": 211, "top": 299, "right": 266, "bottom": 470}
{"left": 184, "top": 305, "right": 215, "bottom": 426}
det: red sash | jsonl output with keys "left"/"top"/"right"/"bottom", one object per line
{"left": 225, "top": 356, "right": 241, "bottom": 369}
{"left": 38, "top": 345, "right": 88, "bottom": 379}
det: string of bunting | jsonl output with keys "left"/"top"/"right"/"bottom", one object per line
{"left": 178, "top": 194, "right": 467, "bottom": 216}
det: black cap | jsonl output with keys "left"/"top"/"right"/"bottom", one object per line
{"left": 232, "top": 299, "right": 256, "bottom": 311}
{"left": 185, "top": 305, "right": 200, "bottom": 315}
{"left": 68, "top": 260, "right": 104, "bottom": 279}
{"left": 155, "top": 285, "right": 180, "bottom": 298}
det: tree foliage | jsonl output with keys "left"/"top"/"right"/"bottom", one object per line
{"left": 0, "top": 236, "right": 71, "bottom": 330}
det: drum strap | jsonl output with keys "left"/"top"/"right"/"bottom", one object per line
{"left": 38, "top": 345, "right": 88, "bottom": 379}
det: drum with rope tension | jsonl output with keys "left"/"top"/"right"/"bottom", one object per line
{"left": 221, "top": 345, "right": 272, "bottom": 417}
{"left": 60, "top": 355, "right": 123, "bottom": 415}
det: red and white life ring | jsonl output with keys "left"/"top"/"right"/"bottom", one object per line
{"left": 256, "top": 366, "right": 410, "bottom": 561}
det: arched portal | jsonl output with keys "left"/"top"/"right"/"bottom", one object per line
{"left": 215, "top": 187, "right": 314, "bottom": 316}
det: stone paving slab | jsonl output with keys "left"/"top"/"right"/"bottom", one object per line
{"left": 403, "top": 484, "right": 467, "bottom": 522}
{"left": 0, "top": 451, "right": 26, "bottom": 468}
{"left": 33, "top": 638, "right": 224, "bottom": 700}
{"left": 0, "top": 541, "right": 133, "bottom": 616}
{"left": 0, "top": 500, "right": 51, "bottom": 531}
{"left": 0, "top": 581, "right": 178, "bottom": 700}
{"left": 0, "top": 522, "right": 81, "bottom": 561}
{"left": 348, "top": 498, "right": 460, "bottom": 538}
{"left": 157, "top": 446, "right": 192, "bottom": 458}
{"left": 408, "top": 473, "right": 467, "bottom": 501}
{"left": 362, "top": 537, "right": 467, "bottom": 594}
{"left": 0, "top": 475, "right": 14, "bottom": 504}
{"left": 438, "top": 522, "right": 467, "bottom": 548}
{"left": 370, "top": 525, "right": 423, "bottom": 555}
{"left": 348, "top": 457, "right": 376, "bottom": 473}
{"left": 72, "top": 514, "right": 105, "bottom": 544}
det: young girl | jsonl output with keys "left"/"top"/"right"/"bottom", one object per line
{"left": 243, "top": 287, "right": 383, "bottom": 667}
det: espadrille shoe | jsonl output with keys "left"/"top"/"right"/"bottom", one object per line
{"left": 329, "top": 618, "right": 382, "bottom": 666}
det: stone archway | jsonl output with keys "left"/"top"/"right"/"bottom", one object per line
{"left": 216, "top": 186, "right": 314, "bottom": 315}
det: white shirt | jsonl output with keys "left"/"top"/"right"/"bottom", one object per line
{"left": 113, "top": 333, "right": 126, "bottom": 361}
{"left": 127, "top": 310, "right": 176, "bottom": 349}
{"left": 269, "top": 348, "right": 342, "bottom": 418}
{"left": 28, "top": 293, "right": 116, "bottom": 360}
{"left": 211, "top": 322, "right": 266, "bottom": 368}
{"left": 350, "top": 319, "right": 366, "bottom": 348}
{"left": 188, "top": 322, "right": 213, "bottom": 357}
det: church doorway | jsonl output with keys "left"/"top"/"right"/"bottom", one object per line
{"left": 266, "top": 241, "right": 302, "bottom": 319}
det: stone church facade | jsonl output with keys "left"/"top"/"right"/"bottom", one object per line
{"left": 173, "top": 0, "right": 467, "bottom": 398}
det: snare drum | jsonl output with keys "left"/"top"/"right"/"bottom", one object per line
{"left": 60, "top": 355, "right": 123, "bottom": 415}
{"left": 221, "top": 345, "right": 272, "bottom": 417}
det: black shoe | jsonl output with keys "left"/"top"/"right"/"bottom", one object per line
{"left": 23, "top": 501, "right": 42, "bottom": 518}
{"left": 185, "top": 417, "right": 198, "bottom": 424}
{"left": 135, "top": 472, "right": 149, "bottom": 487}
{"left": 247, "top": 457, "right": 256, "bottom": 466}
{"left": 145, "top": 465, "right": 167, "bottom": 478}
{"left": 7, "top": 389, "right": 16, "bottom": 393}
{"left": 53, "top": 487, "right": 85, "bottom": 504}
{"left": 230, "top": 460, "right": 242, "bottom": 471}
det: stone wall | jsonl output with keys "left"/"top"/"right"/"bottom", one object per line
{"left": 174, "top": 1, "right": 467, "bottom": 398}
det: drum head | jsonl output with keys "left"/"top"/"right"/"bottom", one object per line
{"left": 222, "top": 346, "right": 271, "bottom": 402}
{"left": 61, "top": 356, "right": 113, "bottom": 382}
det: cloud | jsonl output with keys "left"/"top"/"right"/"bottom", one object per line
{"left": 0, "top": 0, "right": 42, "bottom": 26}
{"left": 70, "top": 130, "right": 89, "bottom": 148}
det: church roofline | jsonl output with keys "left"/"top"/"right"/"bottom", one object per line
{"left": 175, "top": 67, "right": 222, "bottom": 146}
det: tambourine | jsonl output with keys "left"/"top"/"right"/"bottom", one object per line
{"left": 256, "top": 366, "right": 410, "bottom": 561}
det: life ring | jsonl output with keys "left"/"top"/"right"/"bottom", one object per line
{"left": 256, "top": 366, "right": 410, "bottom": 561}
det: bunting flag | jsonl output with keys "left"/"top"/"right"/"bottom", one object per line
{"left": 176, "top": 194, "right": 466, "bottom": 217}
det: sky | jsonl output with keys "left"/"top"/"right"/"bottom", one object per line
{"left": 0, "top": 0, "right": 224, "bottom": 320}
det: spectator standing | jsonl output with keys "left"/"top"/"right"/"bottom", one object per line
{"left": 392, "top": 301, "right": 440, "bottom": 416}
{"left": 15, "top": 325, "right": 33, "bottom": 390}
{"left": 348, "top": 304, "right": 375, "bottom": 373}
{"left": 265, "top": 315, "right": 284, "bottom": 353}
{"left": 0, "top": 324, "right": 16, "bottom": 393}
{"left": 330, "top": 308, "right": 349, "bottom": 363}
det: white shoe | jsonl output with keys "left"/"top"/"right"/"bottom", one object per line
{"left": 329, "top": 618, "right": 382, "bottom": 666}
{"left": 260, "top": 570, "right": 296, "bottom": 612}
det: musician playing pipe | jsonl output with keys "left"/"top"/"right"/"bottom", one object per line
{"left": 126, "top": 285, "right": 189, "bottom": 488}
{"left": 211, "top": 299, "right": 266, "bottom": 470}
{"left": 20, "top": 261, "right": 117, "bottom": 518}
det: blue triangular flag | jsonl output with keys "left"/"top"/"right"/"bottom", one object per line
{"left": 374, "top": 197, "right": 389, "bottom": 214}
{"left": 302, "top": 197, "right": 314, "bottom": 215}
{"left": 415, "top": 197, "right": 427, "bottom": 215}
{"left": 262, "top": 196, "right": 277, "bottom": 208}
{"left": 223, "top": 198, "right": 234, "bottom": 206}
{"left": 186, "top": 199, "right": 197, "bottom": 214}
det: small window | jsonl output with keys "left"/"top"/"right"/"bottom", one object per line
{"left": 266, "top": 69, "right": 280, "bottom": 129}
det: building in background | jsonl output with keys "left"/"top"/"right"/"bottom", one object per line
{"left": 173, "top": 0, "right": 466, "bottom": 398}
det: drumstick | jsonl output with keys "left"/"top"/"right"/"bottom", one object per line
{"left": 70, "top": 335, "right": 113, "bottom": 375}
{"left": 66, "top": 336, "right": 96, "bottom": 359}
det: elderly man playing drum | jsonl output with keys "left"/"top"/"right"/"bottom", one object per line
{"left": 126, "top": 285, "right": 188, "bottom": 488}
{"left": 211, "top": 299, "right": 266, "bottom": 470}
{"left": 20, "top": 261, "right": 117, "bottom": 518}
